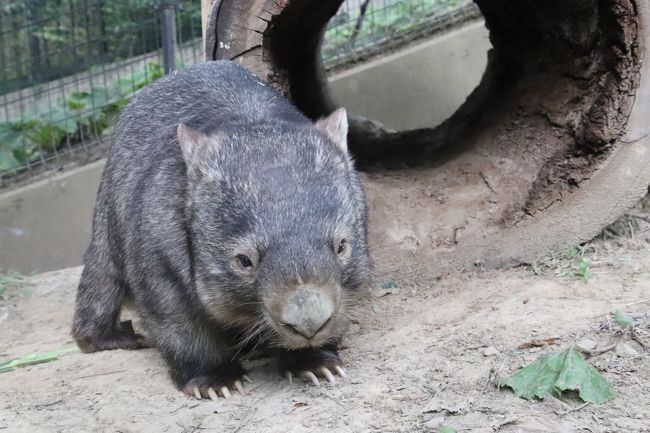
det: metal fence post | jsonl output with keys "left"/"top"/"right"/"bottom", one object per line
{"left": 158, "top": 1, "right": 178, "bottom": 74}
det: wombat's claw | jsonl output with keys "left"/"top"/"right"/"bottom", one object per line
{"left": 321, "top": 367, "right": 339, "bottom": 384}
{"left": 242, "top": 375, "right": 253, "bottom": 383}
{"left": 206, "top": 387, "right": 218, "bottom": 401}
{"left": 234, "top": 380, "right": 246, "bottom": 395}
{"left": 220, "top": 387, "right": 232, "bottom": 399}
{"left": 291, "top": 366, "right": 344, "bottom": 386}
{"left": 184, "top": 373, "right": 247, "bottom": 400}
{"left": 300, "top": 370, "right": 320, "bottom": 386}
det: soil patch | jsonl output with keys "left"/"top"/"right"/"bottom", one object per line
{"left": 1, "top": 199, "right": 649, "bottom": 432}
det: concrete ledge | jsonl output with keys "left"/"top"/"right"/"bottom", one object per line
{"left": 0, "top": 161, "right": 104, "bottom": 274}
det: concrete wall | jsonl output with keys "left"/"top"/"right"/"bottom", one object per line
{"left": 329, "top": 21, "right": 490, "bottom": 131}
{"left": 0, "top": 20, "right": 490, "bottom": 274}
{"left": 0, "top": 161, "right": 104, "bottom": 274}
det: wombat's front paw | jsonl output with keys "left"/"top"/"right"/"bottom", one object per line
{"left": 279, "top": 347, "right": 347, "bottom": 386}
{"left": 182, "top": 365, "right": 252, "bottom": 400}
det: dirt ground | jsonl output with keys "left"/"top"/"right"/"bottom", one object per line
{"left": 1, "top": 197, "right": 649, "bottom": 433}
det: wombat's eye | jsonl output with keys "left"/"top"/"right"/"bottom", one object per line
{"left": 237, "top": 254, "right": 253, "bottom": 268}
{"left": 336, "top": 239, "right": 348, "bottom": 255}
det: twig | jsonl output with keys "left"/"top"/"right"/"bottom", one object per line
{"left": 34, "top": 398, "right": 63, "bottom": 408}
{"left": 625, "top": 299, "right": 650, "bottom": 307}
{"left": 480, "top": 368, "right": 494, "bottom": 394}
{"left": 576, "top": 343, "right": 617, "bottom": 356}
{"left": 626, "top": 213, "right": 650, "bottom": 223}
{"left": 631, "top": 329, "right": 648, "bottom": 349}
{"left": 556, "top": 401, "right": 591, "bottom": 416}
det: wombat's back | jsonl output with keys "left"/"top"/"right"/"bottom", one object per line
{"left": 113, "top": 61, "right": 307, "bottom": 162}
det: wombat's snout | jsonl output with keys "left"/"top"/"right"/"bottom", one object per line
{"left": 272, "top": 286, "right": 336, "bottom": 342}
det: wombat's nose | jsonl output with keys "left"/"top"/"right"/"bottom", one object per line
{"left": 281, "top": 287, "right": 334, "bottom": 339}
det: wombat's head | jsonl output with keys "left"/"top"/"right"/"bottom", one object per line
{"left": 177, "top": 108, "right": 371, "bottom": 350}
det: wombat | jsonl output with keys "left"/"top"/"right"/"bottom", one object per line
{"left": 72, "top": 60, "right": 371, "bottom": 399}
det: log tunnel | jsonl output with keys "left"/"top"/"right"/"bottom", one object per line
{"left": 204, "top": 0, "right": 650, "bottom": 275}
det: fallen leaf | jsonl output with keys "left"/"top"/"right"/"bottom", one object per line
{"left": 423, "top": 395, "right": 472, "bottom": 414}
{"left": 517, "top": 338, "right": 558, "bottom": 349}
{"left": 501, "top": 346, "right": 615, "bottom": 404}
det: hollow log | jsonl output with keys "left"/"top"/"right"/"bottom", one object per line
{"left": 204, "top": 0, "right": 650, "bottom": 274}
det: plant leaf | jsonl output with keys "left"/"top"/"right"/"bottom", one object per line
{"left": 501, "top": 350, "right": 566, "bottom": 400}
{"left": 614, "top": 310, "right": 633, "bottom": 330}
{"left": 554, "top": 347, "right": 615, "bottom": 404}
{"left": 502, "top": 346, "right": 615, "bottom": 404}
{"left": 0, "top": 346, "right": 80, "bottom": 373}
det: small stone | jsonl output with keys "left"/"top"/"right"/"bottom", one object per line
{"left": 615, "top": 342, "right": 639, "bottom": 357}
{"left": 576, "top": 338, "right": 598, "bottom": 352}
{"left": 372, "top": 281, "right": 400, "bottom": 297}
{"left": 483, "top": 347, "right": 499, "bottom": 357}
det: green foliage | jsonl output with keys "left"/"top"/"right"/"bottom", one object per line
{"left": 501, "top": 346, "right": 615, "bottom": 404}
{"left": 0, "top": 62, "right": 162, "bottom": 172}
{"left": 0, "top": 0, "right": 200, "bottom": 94}
{"left": 438, "top": 427, "right": 457, "bottom": 433}
{"left": 614, "top": 309, "right": 633, "bottom": 330}
{"left": 323, "top": 0, "right": 472, "bottom": 61}
{"left": 554, "top": 245, "right": 592, "bottom": 283}
{"left": 0, "top": 346, "right": 80, "bottom": 373}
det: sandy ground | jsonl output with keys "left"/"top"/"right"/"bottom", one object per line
{"left": 1, "top": 200, "right": 649, "bottom": 433}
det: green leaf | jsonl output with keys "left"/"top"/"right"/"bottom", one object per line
{"left": 439, "top": 427, "right": 456, "bottom": 433}
{"left": 501, "top": 346, "right": 615, "bottom": 404}
{"left": 554, "top": 347, "right": 616, "bottom": 404}
{"left": 0, "top": 346, "right": 80, "bottom": 373}
{"left": 568, "top": 246, "right": 580, "bottom": 258}
{"left": 501, "top": 350, "right": 565, "bottom": 400}
{"left": 614, "top": 310, "right": 633, "bottom": 330}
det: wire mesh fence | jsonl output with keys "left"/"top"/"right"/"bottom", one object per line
{"left": 0, "top": 0, "right": 480, "bottom": 188}
{"left": 323, "top": 0, "right": 479, "bottom": 69}
{"left": 0, "top": 0, "right": 202, "bottom": 187}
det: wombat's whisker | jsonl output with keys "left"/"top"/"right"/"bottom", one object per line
{"left": 231, "top": 316, "right": 266, "bottom": 356}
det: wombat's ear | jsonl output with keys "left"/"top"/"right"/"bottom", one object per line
{"left": 177, "top": 123, "right": 209, "bottom": 163}
{"left": 315, "top": 107, "right": 348, "bottom": 154}
{"left": 178, "top": 123, "right": 224, "bottom": 179}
